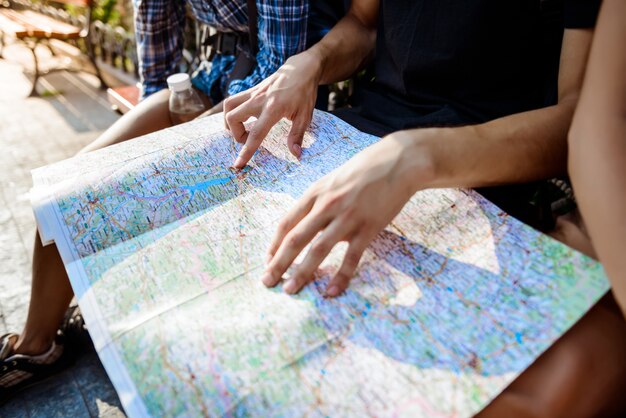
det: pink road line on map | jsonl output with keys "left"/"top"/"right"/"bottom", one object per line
{"left": 179, "top": 239, "right": 214, "bottom": 290}
{"left": 203, "top": 319, "right": 235, "bottom": 417}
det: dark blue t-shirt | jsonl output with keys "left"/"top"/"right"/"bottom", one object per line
{"left": 337, "top": 0, "right": 600, "bottom": 136}
{"left": 334, "top": 0, "right": 600, "bottom": 226}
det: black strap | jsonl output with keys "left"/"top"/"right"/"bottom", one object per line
{"left": 247, "top": 0, "right": 258, "bottom": 56}
{"left": 225, "top": 0, "right": 259, "bottom": 89}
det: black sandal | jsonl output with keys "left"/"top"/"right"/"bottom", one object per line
{"left": 0, "top": 332, "right": 73, "bottom": 403}
{"left": 61, "top": 304, "right": 94, "bottom": 352}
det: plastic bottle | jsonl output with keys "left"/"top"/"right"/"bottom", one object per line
{"left": 167, "top": 73, "right": 206, "bottom": 125}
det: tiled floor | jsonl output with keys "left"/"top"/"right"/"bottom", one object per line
{"left": 0, "top": 42, "right": 126, "bottom": 417}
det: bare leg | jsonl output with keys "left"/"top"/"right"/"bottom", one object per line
{"left": 478, "top": 212, "right": 626, "bottom": 418}
{"left": 12, "top": 93, "right": 171, "bottom": 354}
{"left": 477, "top": 295, "right": 626, "bottom": 418}
{"left": 13, "top": 235, "right": 73, "bottom": 355}
{"left": 81, "top": 89, "right": 172, "bottom": 153}
{"left": 81, "top": 87, "right": 212, "bottom": 154}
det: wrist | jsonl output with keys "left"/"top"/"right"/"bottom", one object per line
{"left": 288, "top": 49, "right": 324, "bottom": 86}
{"left": 386, "top": 129, "right": 438, "bottom": 195}
{"left": 304, "top": 44, "right": 329, "bottom": 85}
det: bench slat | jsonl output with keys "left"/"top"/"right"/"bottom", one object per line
{"left": 107, "top": 85, "right": 140, "bottom": 114}
{"left": 0, "top": 10, "right": 27, "bottom": 36}
{"left": 20, "top": 10, "right": 82, "bottom": 36}
{"left": 52, "top": 0, "right": 92, "bottom": 7}
{"left": 0, "top": 9, "right": 81, "bottom": 39}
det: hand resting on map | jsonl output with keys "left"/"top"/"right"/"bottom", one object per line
{"left": 224, "top": 52, "right": 322, "bottom": 169}
{"left": 262, "top": 131, "right": 434, "bottom": 297}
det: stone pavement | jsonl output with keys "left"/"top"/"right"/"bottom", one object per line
{"left": 0, "top": 42, "right": 126, "bottom": 417}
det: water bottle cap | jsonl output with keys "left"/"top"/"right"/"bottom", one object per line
{"left": 167, "top": 73, "right": 192, "bottom": 92}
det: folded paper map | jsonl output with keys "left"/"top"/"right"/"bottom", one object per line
{"left": 30, "top": 111, "right": 608, "bottom": 417}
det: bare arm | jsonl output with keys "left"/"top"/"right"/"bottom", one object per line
{"left": 307, "top": 0, "right": 378, "bottom": 85}
{"left": 263, "top": 28, "right": 596, "bottom": 296}
{"left": 224, "top": 0, "right": 379, "bottom": 168}
{"left": 568, "top": 0, "right": 626, "bottom": 316}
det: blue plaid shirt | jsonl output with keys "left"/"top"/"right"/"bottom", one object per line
{"left": 134, "top": 0, "right": 309, "bottom": 100}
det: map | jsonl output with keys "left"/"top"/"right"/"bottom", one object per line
{"left": 31, "top": 111, "right": 609, "bottom": 417}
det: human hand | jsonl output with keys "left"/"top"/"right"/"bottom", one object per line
{"left": 224, "top": 51, "right": 323, "bottom": 168}
{"left": 262, "top": 132, "right": 433, "bottom": 297}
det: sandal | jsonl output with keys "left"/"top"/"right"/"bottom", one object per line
{"left": 0, "top": 333, "right": 72, "bottom": 403}
{"left": 61, "top": 304, "right": 93, "bottom": 352}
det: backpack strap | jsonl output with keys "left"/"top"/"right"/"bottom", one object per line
{"left": 247, "top": 0, "right": 258, "bottom": 56}
{"left": 225, "top": 0, "right": 259, "bottom": 89}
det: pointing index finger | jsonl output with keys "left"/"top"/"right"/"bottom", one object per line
{"left": 233, "top": 112, "right": 281, "bottom": 168}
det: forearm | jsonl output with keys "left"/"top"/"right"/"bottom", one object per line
{"left": 395, "top": 28, "right": 593, "bottom": 191}
{"left": 403, "top": 102, "right": 574, "bottom": 190}
{"left": 304, "top": 0, "right": 378, "bottom": 85}
{"left": 568, "top": 0, "right": 626, "bottom": 315}
{"left": 392, "top": 96, "right": 577, "bottom": 192}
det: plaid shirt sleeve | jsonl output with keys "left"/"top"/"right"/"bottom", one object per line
{"left": 134, "top": 0, "right": 186, "bottom": 99}
{"left": 228, "top": 0, "right": 309, "bottom": 96}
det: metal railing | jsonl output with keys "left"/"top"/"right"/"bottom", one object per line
{"left": 91, "top": 20, "right": 137, "bottom": 77}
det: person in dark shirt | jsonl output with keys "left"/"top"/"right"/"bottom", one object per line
{"left": 223, "top": 0, "right": 626, "bottom": 416}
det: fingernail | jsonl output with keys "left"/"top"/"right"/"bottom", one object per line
{"left": 283, "top": 279, "right": 297, "bottom": 294}
{"left": 292, "top": 144, "right": 301, "bottom": 158}
{"left": 261, "top": 272, "right": 274, "bottom": 287}
{"left": 326, "top": 285, "right": 341, "bottom": 297}
{"left": 233, "top": 156, "right": 243, "bottom": 168}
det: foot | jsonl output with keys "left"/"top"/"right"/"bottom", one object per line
{"left": 0, "top": 333, "right": 72, "bottom": 403}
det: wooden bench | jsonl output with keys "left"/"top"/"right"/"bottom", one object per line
{"left": 0, "top": 0, "right": 106, "bottom": 96}
{"left": 107, "top": 83, "right": 140, "bottom": 114}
